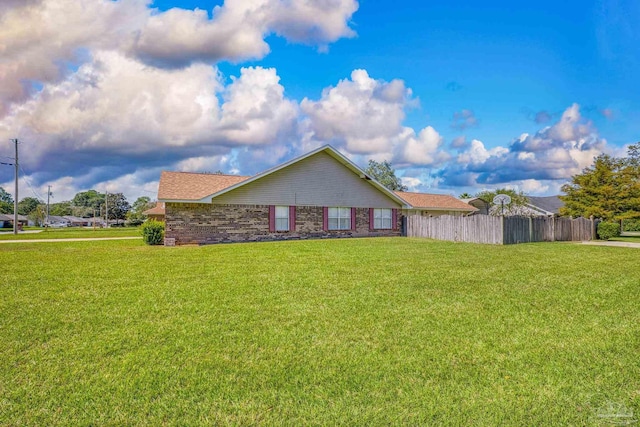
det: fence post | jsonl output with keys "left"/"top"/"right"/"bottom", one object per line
{"left": 551, "top": 216, "right": 555, "bottom": 242}
{"left": 500, "top": 215, "right": 505, "bottom": 244}
{"left": 590, "top": 215, "right": 595, "bottom": 240}
{"left": 529, "top": 216, "right": 533, "bottom": 243}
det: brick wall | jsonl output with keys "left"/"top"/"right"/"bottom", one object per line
{"left": 165, "top": 203, "right": 402, "bottom": 245}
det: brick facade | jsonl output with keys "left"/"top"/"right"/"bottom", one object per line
{"left": 165, "top": 203, "right": 403, "bottom": 245}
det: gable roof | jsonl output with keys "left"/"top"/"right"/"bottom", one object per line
{"left": 143, "top": 202, "right": 165, "bottom": 216}
{"left": 526, "top": 196, "right": 564, "bottom": 215}
{"left": 395, "top": 191, "right": 478, "bottom": 212}
{"left": 158, "top": 172, "right": 250, "bottom": 201}
{"left": 158, "top": 145, "right": 409, "bottom": 207}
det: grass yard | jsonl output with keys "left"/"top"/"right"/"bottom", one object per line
{"left": 1, "top": 238, "right": 638, "bottom": 425}
{"left": 0, "top": 227, "right": 140, "bottom": 240}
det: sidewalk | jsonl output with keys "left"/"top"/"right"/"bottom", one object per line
{"left": 0, "top": 237, "right": 140, "bottom": 244}
{"left": 581, "top": 240, "right": 640, "bottom": 248}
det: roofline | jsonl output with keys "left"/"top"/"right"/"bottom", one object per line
{"left": 524, "top": 203, "right": 555, "bottom": 216}
{"left": 404, "top": 206, "right": 477, "bottom": 212}
{"left": 171, "top": 144, "right": 410, "bottom": 207}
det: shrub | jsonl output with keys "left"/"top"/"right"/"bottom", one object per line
{"left": 597, "top": 221, "right": 620, "bottom": 240}
{"left": 622, "top": 219, "right": 640, "bottom": 232}
{"left": 141, "top": 220, "right": 165, "bottom": 245}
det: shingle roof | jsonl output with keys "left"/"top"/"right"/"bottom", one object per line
{"left": 395, "top": 191, "right": 478, "bottom": 211}
{"left": 158, "top": 171, "right": 250, "bottom": 201}
{"left": 527, "top": 196, "right": 564, "bottom": 215}
{"left": 143, "top": 202, "right": 165, "bottom": 216}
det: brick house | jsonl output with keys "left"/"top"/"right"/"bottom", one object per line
{"left": 157, "top": 145, "right": 476, "bottom": 245}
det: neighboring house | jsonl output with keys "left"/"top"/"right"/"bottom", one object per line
{"left": 0, "top": 214, "right": 29, "bottom": 228}
{"left": 398, "top": 192, "right": 478, "bottom": 217}
{"left": 526, "top": 196, "right": 564, "bottom": 217}
{"left": 46, "top": 215, "right": 71, "bottom": 227}
{"left": 63, "top": 216, "right": 92, "bottom": 227}
{"left": 159, "top": 145, "right": 408, "bottom": 245}
{"left": 461, "top": 197, "right": 490, "bottom": 215}
{"left": 142, "top": 202, "right": 166, "bottom": 221}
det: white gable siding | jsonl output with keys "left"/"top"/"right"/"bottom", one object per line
{"left": 212, "top": 152, "right": 401, "bottom": 208}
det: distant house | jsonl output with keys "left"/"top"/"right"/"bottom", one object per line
{"left": 156, "top": 145, "right": 475, "bottom": 245}
{"left": 460, "top": 197, "right": 490, "bottom": 215}
{"left": 526, "top": 196, "right": 564, "bottom": 217}
{"left": 398, "top": 192, "right": 478, "bottom": 217}
{"left": 142, "top": 202, "right": 166, "bottom": 221}
{"left": 0, "top": 214, "right": 28, "bottom": 229}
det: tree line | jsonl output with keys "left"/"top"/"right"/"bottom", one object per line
{"left": 0, "top": 188, "right": 155, "bottom": 226}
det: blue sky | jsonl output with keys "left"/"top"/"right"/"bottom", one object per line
{"left": 0, "top": 0, "right": 638, "bottom": 201}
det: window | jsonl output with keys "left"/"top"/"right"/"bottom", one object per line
{"left": 374, "top": 208, "right": 392, "bottom": 229}
{"left": 269, "top": 205, "right": 295, "bottom": 232}
{"left": 275, "top": 206, "right": 289, "bottom": 231}
{"left": 328, "top": 207, "right": 351, "bottom": 230}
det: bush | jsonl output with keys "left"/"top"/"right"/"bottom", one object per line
{"left": 141, "top": 220, "right": 165, "bottom": 245}
{"left": 597, "top": 221, "right": 620, "bottom": 240}
{"left": 622, "top": 219, "right": 640, "bottom": 232}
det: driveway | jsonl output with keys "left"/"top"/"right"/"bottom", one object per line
{"left": 581, "top": 240, "right": 640, "bottom": 248}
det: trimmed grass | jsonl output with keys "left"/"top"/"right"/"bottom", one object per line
{"left": 1, "top": 238, "right": 638, "bottom": 425}
{"left": 0, "top": 227, "right": 140, "bottom": 240}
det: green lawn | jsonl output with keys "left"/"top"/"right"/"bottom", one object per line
{"left": 0, "top": 227, "right": 140, "bottom": 240}
{"left": 1, "top": 238, "right": 638, "bottom": 425}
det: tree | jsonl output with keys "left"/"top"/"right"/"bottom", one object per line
{"left": 127, "top": 196, "right": 153, "bottom": 226}
{"left": 18, "top": 197, "right": 42, "bottom": 215}
{"left": 475, "top": 188, "right": 530, "bottom": 216}
{"left": 365, "top": 160, "right": 407, "bottom": 191}
{"left": 104, "top": 193, "right": 130, "bottom": 224}
{"left": 458, "top": 192, "right": 473, "bottom": 199}
{"left": 560, "top": 143, "right": 640, "bottom": 221}
{"left": 72, "top": 190, "right": 104, "bottom": 217}
{"left": 49, "top": 201, "right": 72, "bottom": 216}
{"left": 0, "top": 186, "right": 13, "bottom": 214}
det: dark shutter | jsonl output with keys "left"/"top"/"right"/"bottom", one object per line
{"left": 351, "top": 207, "right": 356, "bottom": 230}
{"left": 289, "top": 206, "right": 296, "bottom": 232}
{"left": 268, "top": 205, "right": 275, "bottom": 233}
{"left": 323, "top": 207, "right": 328, "bottom": 231}
{"left": 392, "top": 208, "right": 398, "bottom": 230}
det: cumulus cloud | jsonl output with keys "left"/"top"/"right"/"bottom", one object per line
{"left": 218, "top": 67, "right": 298, "bottom": 146}
{"left": 394, "top": 126, "right": 451, "bottom": 167}
{"left": 0, "top": 0, "right": 358, "bottom": 113}
{"left": 300, "top": 69, "right": 413, "bottom": 155}
{"left": 439, "top": 104, "right": 607, "bottom": 188}
{"left": 0, "top": 52, "right": 300, "bottom": 190}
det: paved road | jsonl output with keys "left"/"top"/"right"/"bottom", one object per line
{"left": 0, "top": 237, "right": 140, "bottom": 244}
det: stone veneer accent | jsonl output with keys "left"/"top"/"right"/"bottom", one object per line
{"left": 165, "top": 203, "right": 403, "bottom": 245}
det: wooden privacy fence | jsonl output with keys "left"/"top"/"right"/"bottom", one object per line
{"left": 406, "top": 215, "right": 595, "bottom": 245}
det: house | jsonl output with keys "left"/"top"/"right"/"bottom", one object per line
{"left": 461, "top": 197, "right": 490, "bottom": 215}
{"left": 142, "top": 202, "right": 166, "bottom": 221}
{"left": 157, "top": 145, "right": 475, "bottom": 245}
{"left": 525, "top": 196, "right": 564, "bottom": 217}
{"left": 399, "top": 192, "right": 478, "bottom": 217}
{"left": 0, "top": 213, "right": 29, "bottom": 229}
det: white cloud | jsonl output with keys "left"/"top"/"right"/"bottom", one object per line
{"left": 394, "top": 126, "right": 451, "bottom": 166}
{"left": 218, "top": 67, "right": 298, "bottom": 145}
{"left": 0, "top": 0, "right": 359, "bottom": 113}
{"left": 440, "top": 104, "right": 607, "bottom": 188}
{"left": 300, "top": 69, "right": 413, "bottom": 155}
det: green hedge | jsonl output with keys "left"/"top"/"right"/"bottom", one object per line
{"left": 597, "top": 221, "right": 620, "bottom": 240}
{"left": 622, "top": 219, "right": 640, "bottom": 232}
{"left": 141, "top": 220, "right": 165, "bottom": 245}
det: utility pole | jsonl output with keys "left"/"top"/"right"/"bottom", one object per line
{"left": 46, "top": 185, "right": 51, "bottom": 227}
{"left": 10, "top": 139, "right": 18, "bottom": 235}
{"left": 105, "top": 190, "right": 108, "bottom": 228}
